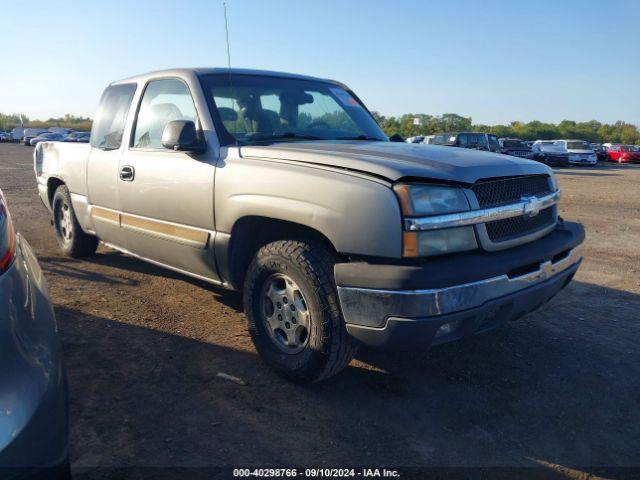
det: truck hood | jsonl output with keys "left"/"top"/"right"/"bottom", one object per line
{"left": 240, "top": 141, "right": 552, "bottom": 184}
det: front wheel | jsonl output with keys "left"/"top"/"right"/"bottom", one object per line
{"left": 243, "top": 239, "right": 357, "bottom": 383}
{"left": 52, "top": 185, "right": 99, "bottom": 257}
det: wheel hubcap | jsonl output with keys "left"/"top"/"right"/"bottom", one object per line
{"left": 260, "top": 274, "right": 310, "bottom": 354}
{"left": 56, "top": 202, "right": 73, "bottom": 242}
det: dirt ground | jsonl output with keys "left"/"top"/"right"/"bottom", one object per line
{"left": 1, "top": 143, "right": 639, "bottom": 477}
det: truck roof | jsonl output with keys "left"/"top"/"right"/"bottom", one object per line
{"left": 112, "top": 67, "right": 338, "bottom": 86}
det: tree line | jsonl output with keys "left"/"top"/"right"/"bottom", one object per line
{"left": 2, "top": 110, "right": 639, "bottom": 145}
{"left": 0, "top": 113, "right": 92, "bottom": 132}
{"left": 372, "top": 112, "right": 640, "bottom": 145}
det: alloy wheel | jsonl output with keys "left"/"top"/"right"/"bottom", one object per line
{"left": 260, "top": 273, "right": 311, "bottom": 354}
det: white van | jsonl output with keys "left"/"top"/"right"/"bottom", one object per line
{"left": 11, "top": 127, "right": 25, "bottom": 142}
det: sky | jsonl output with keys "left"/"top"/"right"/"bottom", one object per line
{"left": 1, "top": 0, "right": 639, "bottom": 126}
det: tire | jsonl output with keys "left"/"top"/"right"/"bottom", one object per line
{"left": 52, "top": 185, "right": 98, "bottom": 257}
{"left": 243, "top": 239, "right": 357, "bottom": 383}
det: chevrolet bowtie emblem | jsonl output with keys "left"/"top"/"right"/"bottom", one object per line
{"left": 521, "top": 195, "right": 542, "bottom": 217}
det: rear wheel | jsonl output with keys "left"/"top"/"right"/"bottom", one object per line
{"left": 52, "top": 185, "right": 98, "bottom": 257}
{"left": 243, "top": 239, "right": 357, "bottom": 383}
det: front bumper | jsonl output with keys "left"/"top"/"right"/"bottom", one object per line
{"left": 537, "top": 153, "right": 569, "bottom": 166}
{"left": 568, "top": 157, "right": 597, "bottom": 165}
{"left": 0, "top": 235, "right": 68, "bottom": 475}
{"left": 336, "top": 221, "right": 584, "bottom": 349}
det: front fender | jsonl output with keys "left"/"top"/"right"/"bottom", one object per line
{"left": 215, "top": 155, "right": 402, "bottom": 258}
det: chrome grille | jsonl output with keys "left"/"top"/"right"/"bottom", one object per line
{"left": 472, "top": 175, "right": 556, "bottom": 245}
{"left": 510, "top": 150, "right": 531, "bottom": 157}
{"left": 472, "top": 175, "right": 552, "bottom": 208}
{"left": 485, "top": 206, "right": 555, "bottom": 242}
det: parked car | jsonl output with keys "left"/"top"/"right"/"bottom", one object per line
{"left": 0, "top": 189, "right": 69, "bottom": 478}
{"left": 432, "top": 132, "right": 501, "bottom": 152}
{"left": 22, "top": 128, "right": 49, "bottom": 146}
{"left": 554, "top": 139, "right": 597, "bottom": 166}
{"left": 590, "top": 143, "right": 608, "bottom": 162}
{"left": 30, "top": 132, "right": 66, "bottom": 146}
{"left": 498, "top": 138, "right": 534, "bottom": 159}
{"left": 531, "top": 140, "right": 570, "bottom": 166}
{"left": 63, "top": 131, "right": 90, "bottom": 143}
{"left": 0, "top": 132, "right": 12, "bottom": 142}
{"left": 607, "top": 145, "right": 640, "bottom": 163}
{"left": 11, "top": 127, "right": 25, "bottom": 143}
{"left": 48, "top": 127, "right": 73, "bottom": 136}
{"left": 34, "top": 68, "right": 584, "bottom": 382}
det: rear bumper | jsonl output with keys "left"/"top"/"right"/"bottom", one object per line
{"left": 0, "top": 235, "right": 68, "bottom": 472}
{"left": 336, "top": 221, "right": 584, "bottom": 349}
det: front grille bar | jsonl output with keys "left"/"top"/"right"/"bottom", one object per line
{"left": 404, "top": 190, "right": 561, "bottom": 232}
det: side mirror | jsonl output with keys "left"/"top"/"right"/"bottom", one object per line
{"left": 161, "top": 120, "right": 205, "bottom": 152}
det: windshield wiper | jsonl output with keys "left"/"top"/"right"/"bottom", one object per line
{"left": 251, "top": 132, "right": 325, "bottom": 142}
{"left": 336, "top": 135, "right": 383, "bottom": 141}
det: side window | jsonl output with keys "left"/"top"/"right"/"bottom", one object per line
{"left": 467, "top": 133, "right": 478, "bottom": 147}
{"left": 458, "top": 134, "right": 468, "bottom": 147}
{"left": 133, "top": 79, "right": 198, "bottom": 149}
{"left": 91, "top": 84, "right": 136, "bottom": 149}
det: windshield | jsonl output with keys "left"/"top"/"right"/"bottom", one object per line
{"left": 201, "top": 74, "right": 387, "bottom": 145}
{"left": 502, "top": 140, "right": 525, "bottom": 148}
{"left": 431, "top": 133, "right": 455, "bottom": 145}
{"left": 566, "top": 141, "right": 590, "bottom": 150}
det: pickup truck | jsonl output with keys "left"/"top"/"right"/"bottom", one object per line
{"left": 34, "top": 68, "right": 585, "bottom": 383}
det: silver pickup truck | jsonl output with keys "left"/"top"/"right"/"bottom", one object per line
{"left": 34, "top": 68, "right": 584, "bottom": 382}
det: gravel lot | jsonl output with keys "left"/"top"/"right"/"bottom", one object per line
{"left": 1, "top": 143, "right": 639, "bottom": 477}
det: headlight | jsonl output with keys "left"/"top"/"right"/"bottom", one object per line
{"left": 394, "top": 184, "right": 477, "bottom": 257}
{"left": 393, "top": 184, "right": 469, "bottom": 216}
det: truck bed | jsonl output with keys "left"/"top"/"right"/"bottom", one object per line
{"left": 35, "top": 141, "right": 91, "bottom": 198}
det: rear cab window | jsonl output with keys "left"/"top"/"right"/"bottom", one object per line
{"left": 91, "top": 83, "right": 137, "bottom": 150}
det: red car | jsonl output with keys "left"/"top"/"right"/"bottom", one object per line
{"left": 607, "top": 145, "right": 640, "bottom": 163}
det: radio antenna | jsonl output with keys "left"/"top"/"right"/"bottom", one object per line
{"left": 222, "top": 1, "right": 239, "bottom": 146}
{"left": 223, "top": 1, "right": 232, "bottom": 70}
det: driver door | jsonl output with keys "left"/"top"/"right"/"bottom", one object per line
{"left": 117, "top": 78, "right": 219, "bottom": 282}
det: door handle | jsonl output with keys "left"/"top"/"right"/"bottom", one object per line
{"left": 120, "top": 165, "right": 135, "bottom": 181}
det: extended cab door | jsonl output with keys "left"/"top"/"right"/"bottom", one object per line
{"left": 117, "top": 77, "right": 219, "bottom": 282}
{"left": 87, "top": 83, "right": 137, "bottom": 247}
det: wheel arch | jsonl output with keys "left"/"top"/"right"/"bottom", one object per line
{"left": 220, "top": 216, "right": 340, "bottom": 290}
{"left": 46, "top": 176, "right": 66, "bottom": 207}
